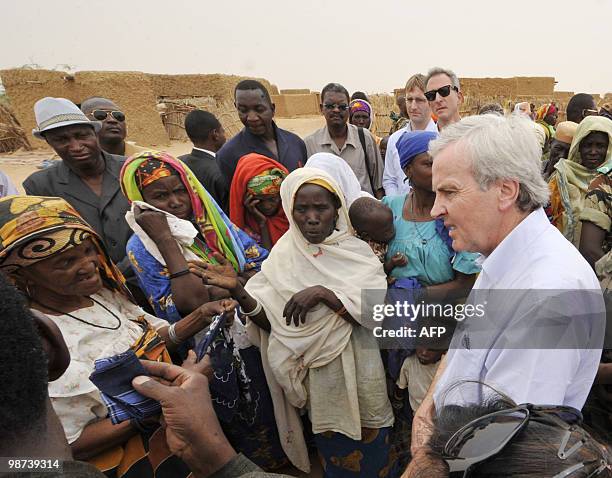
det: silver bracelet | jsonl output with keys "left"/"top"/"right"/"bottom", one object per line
{"left": 168, "top": 323, "right": 180, "bottom": 344}
{"left": 238, "top": 300, "right": 262, "bottom": 317}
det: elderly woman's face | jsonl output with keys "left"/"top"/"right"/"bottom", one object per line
{"left": 292, "top": 184, "right": 339, "bottom": 244}
{"left": 21, "top": 238, "right": 102, "bottom": 297}
{"left": 351, "top": 111, "right": 371, "bottom": 129}
{"left": 141, "top": 176, "right": 192, "bottom": 220}
{"left": 579, "top": 131, "right": 609, "bottom": 170}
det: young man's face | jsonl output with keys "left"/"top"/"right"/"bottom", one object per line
{"left": 235, "top": 89, "right": 275, "bottom": 136}
{"left": 405, "top": 87, "right": 432, "bottom": 126}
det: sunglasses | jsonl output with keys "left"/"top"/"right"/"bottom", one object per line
{"left": 582, "top": 109, "right": 599, "bottom": 118}
{"left": 442, "top": 403, "right": 607, "bottom": 477}
{"left": 323, "top": 103, "right": 349, "bottom": 111}
{"left": 424, "top": 85, "right": 459, "bottom": 102}
{"left": 91, "top": 110, "right": 126, "bottom": 122}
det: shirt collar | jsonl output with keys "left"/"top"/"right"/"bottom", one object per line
{"left": 408, "top": 118, "right": 438, "bottom": 133}
{"left": 478, "top": 208, "right": 550, "bottom": 286}
{"left": 321, "top": 123, "right": 358, "bottom": 147}
{"left": 192, "top": 147, "right": 216, "bottom": 157}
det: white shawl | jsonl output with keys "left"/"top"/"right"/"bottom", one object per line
{"left": 245, "top": 168, "right": 388, "bottom": 471}
{"left": 305, "top": 153, "right": 374, "bottom": 206}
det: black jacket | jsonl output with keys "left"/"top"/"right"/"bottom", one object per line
{"left": 179, "top": 149, "right": 229, "bottom": 213}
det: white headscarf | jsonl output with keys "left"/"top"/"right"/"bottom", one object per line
{"left": 244, "top": 168, "right": 387, "bottom": 471}
{"left": 305, "top": 152, "right": 374, "bottom": 206}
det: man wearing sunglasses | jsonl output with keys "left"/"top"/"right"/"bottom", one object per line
{"left": 424, "top": 67, "right": 464, "bottom": 131}
{"left": 24, "top": 97, "right": 135, "bottom": 287}
{"left": 405, "top": 114, "right": 605, "bottom": 476}
{"left": 81, "top": 97, "right": 148, "bottom": 157}
{"left": 567, "top": 93, "right": 599, "bottom": 124}
{"left": 304, "top": 83, "right": 384, "bottom": 198}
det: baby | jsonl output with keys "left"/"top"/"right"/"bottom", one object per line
{"left": 349, "top": 197, "right": 407, "bottom": 275}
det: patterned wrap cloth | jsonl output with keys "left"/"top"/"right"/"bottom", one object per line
{"left": 548, "top": 116, "right": 612, "bottom": 245}
{"left": 0, "top": 195, "right": 189, "bottom": 478}
{"left": 230, "top": 153, "right": 290, "bottom": 247}
{"left": 121, "top": 150, "right": 264, "bottom": 272}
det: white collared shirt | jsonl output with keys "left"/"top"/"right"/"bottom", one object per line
{"left": 382, "top": 119, "right": 438, "bottom": 197}
{"left": 192, "top": 147, "right": 216, "bottom": 157}
{"left": 434, "top": 208, "right": 604, "bottom": 410}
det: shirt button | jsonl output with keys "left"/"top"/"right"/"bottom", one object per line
{"left": 111, "top": 240, "right": 118, "bottom": 247}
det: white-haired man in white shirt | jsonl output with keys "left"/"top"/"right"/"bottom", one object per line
{"left": 404, "top": 114, "right": 605, "bottom": 476}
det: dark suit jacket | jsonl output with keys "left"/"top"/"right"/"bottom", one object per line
{"left": 179, "top": 149, "right": 229, "bottom": 213}
{"left": 22, "top": 152, "right": 134, "bottom": 278}
{"left": 216, "top": 122, "right": 307, "bottom": 186}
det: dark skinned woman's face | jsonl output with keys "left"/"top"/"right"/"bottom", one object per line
{"left": 292, "top": 184, "right": 339, "bottom": 244}
{"left": 21, "top": 238, "right": 103, "bottom": 297}
{"left": 579, "top": 131, "right": 609, "bottom": 170}
{"left": 403, "top": 152, "right": 433, "bottom": 191}
{"left": 141, "top": 176, "right": 193, "bottom": 220}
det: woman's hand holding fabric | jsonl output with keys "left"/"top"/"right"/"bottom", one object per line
{"left": 188, "top": 253, "right": 239, "bottom": 292}
{"left": 134, "top": 206, "right": 172, "bottom": 242}
{"left": 283, "top": 285, "right": 332, "bottom": 326}
{"left": 195, "top": 298, "right": 237, "bottom": 323}
{"left": 244, "top": 194, "right": 267, "bottom": 226}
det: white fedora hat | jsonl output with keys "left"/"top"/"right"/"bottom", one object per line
{"left": 32, "top": 97, "right": 101, "bottom": 139}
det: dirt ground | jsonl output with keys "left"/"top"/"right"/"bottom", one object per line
{"left": 0, "top": 116, "right": 325, "bottom": 193}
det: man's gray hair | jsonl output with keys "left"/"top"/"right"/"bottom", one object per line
{"left": 425, "top": 67, "right": 461, "bottom": 90}
{"left": 429, "top": 115, "right": 550, "bottom": 211}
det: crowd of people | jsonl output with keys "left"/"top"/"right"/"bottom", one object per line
{"left": 1, "top": 66, "right": 612, "bottom": 478}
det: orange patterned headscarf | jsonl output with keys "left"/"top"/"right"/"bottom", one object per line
{"left": 134, "top": 159, "right": 178, "bottom": 189}
{"left": 0, "top": 195, "right": 130, "bottom": 298}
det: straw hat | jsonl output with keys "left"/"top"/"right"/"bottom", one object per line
{"left": 32, "top": 97, "right": 101, "bottom": 139}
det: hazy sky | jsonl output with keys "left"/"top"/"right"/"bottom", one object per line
{"left": 2, "top": 0, "right": 610, "bottom": 95}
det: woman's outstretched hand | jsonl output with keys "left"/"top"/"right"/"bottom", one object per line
{"left": 189, "top": 253, "right": 239, "bottom": 291}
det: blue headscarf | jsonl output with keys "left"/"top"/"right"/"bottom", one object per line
{"left": 397, "top": 130, "right": 438, "bottom": 169}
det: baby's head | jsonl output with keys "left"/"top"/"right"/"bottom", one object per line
{"left": 349, "top": 197, "right": 395, "bottom": 243}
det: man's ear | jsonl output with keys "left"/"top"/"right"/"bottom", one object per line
{"left": 31, "top": 309, "right": 70, "bottom": 382}
{"left": 497, "top": 178, "right": 520, "bottom": 212}
{"left": 271, "top": 102, "right": 276, "bottom": 116}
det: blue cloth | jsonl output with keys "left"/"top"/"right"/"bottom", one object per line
{"left": 89, "top": 350, "right": 160, "bottom": 425}
{"left": 195, "top": 313, "right": 227, "bottom": 361}
{"left": 126, "top": 223, "right": 267, "bottom": 324}
{"left": 206, "top": 327, "right": 289, "bottom": 469}
{"left": 382, "top": 195, "right": 481, "bottom": 286}
{"left": 397, "top": 130, "right": 438, "bottom": 169}
{"left": 314, "top": 427, "right": 392, "bottom": 478}
{"left": 385, "top": 278, "right": 422, "bottom": 381}
{"left": 217, "top": 121, "right": 307, "bottom": 185}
